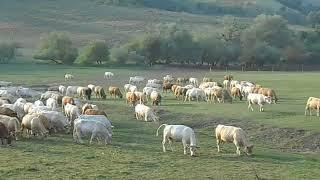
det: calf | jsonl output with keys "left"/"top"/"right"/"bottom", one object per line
{"left": 247, "top": 93, "right": 272, "bottom": 112}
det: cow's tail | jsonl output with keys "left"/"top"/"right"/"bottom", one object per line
{"left": 156, "top": 124, "right": 167, "bottom": 136}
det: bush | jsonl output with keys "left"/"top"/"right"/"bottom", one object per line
{"left": 33, "top": 32, "right": 78, "bottom": 64}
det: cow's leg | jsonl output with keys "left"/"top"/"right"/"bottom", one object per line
{"left": 162, "top": 136, "right": 167, "bottom": 152}
{"left": 168, "top": 139, "right": 174, "bottom": 151}
{"left": 317, "top": 106, "right": 320, "bottom": 117}
{"left": 259, "top": 104, "right": 264, "bottom": 112}
{"left": 217, "top": 139, "right": 221, "bottom": 152}
{"left": 305, "top": 106, "right": 308, "bottom": 116}
{"left": 90, "top": 131, "right": 96, "bottom": 145}
{"left": 234, "top": 141, "right": 241, "bottom": 155}
{"left": 182, "top": 140, "right": 187, "bottom": 155}
{"left": 135, "top": 113, "right": 139, "bottom": 120}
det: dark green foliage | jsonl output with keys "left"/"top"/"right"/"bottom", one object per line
{"left": 0, "top": 42, "right": 19, "bottom": 64}
{"left": 33, "top": 32, "right": 78, "bottom": 64}
{"left": 76, "top": 41, "right": 109, "bottom": 65}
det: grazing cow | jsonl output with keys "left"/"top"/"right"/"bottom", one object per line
{"left": 162, "top": 83, "right": 172, "bottom": 93}
{"left": 37, "top": 111, "right": 69, "bottom": 133}
{"left": 247, "top": 93, "right": 272, "bottom": 112}
{"left": 185, "top": 88, "right": 206, "bottom": 102}
{"left": 0, "top": 115, "right": 20, "bottom": 140}
{"left": 135, "top": 104, "right": 159, "bottom": 122}
{"left": 128, "top": 85, "right": 138, "bottom": 92}
{"left": 46, "top": 98, "right": 58, "bottom": 110}
{"left": 21, "top": 113, "right": 52, "bottom": 138}
{"left": 66, "top": 86, "right": 79, "bottom": 96}
{"left": 73, "top": 118, "right": 112, "bottom": 145}
{"left": 199, "top": 82, "right": 218, "bottom": 89}
{"left": 0, "top": 122, "right": 11, "bottom": 145}
{"left": 64, "top": 103, "right": 80, "bottom": 127}
{"left": 305, "top": 97, "right": 320, "bottom": 116}
{"left": 34, "top": 100, "right": 44, "bottom": 107}
{"left": 84, "top": 109, "right": 107, "bottom": 118}
{"left": 147, "top": 79, "right": 162, "bottom": 84}
{"left": 231, "top": 87, "right": 243, "bottom": 101}
{"left": 109, "top": 86, "right": 123, "bottom": 99}
{"left": 77, "top": 115, "right": 113, "bottom": 134}
{"left": 129, "top": 76, "right": 145, "bottom": 85}
{"left": 146, "top": 83, "right": 162, "bottom": 89}
{"left": 163, "top": 75, "right": 174, "bottom": 83}
{"left": 62, "top": 96, "right": 75, "bottom": 109}
{"left": 64, "top": 73, "right": 74, "bottom": 81}
{"left": 0, "top": 107, "right": 18, "bottom": 119}
{"left": 81, "top": 103, "right": 99, "bottom": 114}
{"left": 0, "top": 98, "right": 10, "bottom": 106}
{"left": 258, "top": 88, "right": 278, "bottom": 104}
{"left": 134, "top": 91, "right": 147, "bottom": 104}
{"left": 16, "top": 88, "right": 40, "bottom": 98}
{"left": 126, "top": 92, "right": 138, "bottom": 106}
{"left": 224, "top": 75, "right": 233, "bottom": 81}
{"left": 150, "top": 91, "right": 161, "bottom": 106}
{"left": 77, "top": 87, "right": 92, "bottom": 100}
{"left": 87, "top": 84, "right": 96, "bottom": 92}
{"left": 176, "top": 77, "right": 188, "bottom": 84}
{"left": 156, "top": 124, "right": 199, "bottom": 156}
{"left": 171, "top": 84, "right": 178, "bottom": 94}
{"left": 59, "top": 85, "right": 66, "bottom": 95}
{"left": 124, "top": 84, "right": 135, "bottom": 92}
{"left": 174, "top": 86, "right": 187, "bottom": 100}
{"left": 189, "top": 78, "right": 199, "bottom": 87}
{"left": 143, "top": 87, "right": 159, "bottom": 100}
{"left": 104, "top": 72, "right": 114, "bottom": 79}
{"left": 215, "top": 124, "right": 253, "bottom": 156}
{"left": 40, "top": 91, "right": 60, "bottom": 101}
{"left": 94, "top": 86, "right": 106, "bottom": 99}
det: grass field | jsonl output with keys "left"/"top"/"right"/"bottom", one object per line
{"left": 0, "top": 64, "right": 320, "bottom": 179}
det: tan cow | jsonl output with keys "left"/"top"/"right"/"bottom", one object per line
{"left": 174, "top": 86, "right": 187, "bottom": 100}
{"left": 21, "top": 113, "right": 52, "bottom": 138}
{"left": 109, "top": 86, "right": 123, "bottom": 99}
{"left": 62, "top": 96, "right": 75, "bottom": 109}
{"left": 215, "top": 124, "right": 253, "bottom": 156}
{"left": 126, "top": 92, "right": 138, "bottom": 106}
{"left": 231, "top": 87, "right": 243, "bottom": 101}
{"left": 162, "top": 82, "right": 172, "bottom": 93}
{"left": 258, "top": 88, "right": 278, "bottom": 104}
{"left": 0, "top": 115, "right": 20, "bottom": 140}
{"left": 305, "top": 97, "right": 320, "bottom": 116}
{"left": 94, "top": 86, "right": 106, "bottom": 99}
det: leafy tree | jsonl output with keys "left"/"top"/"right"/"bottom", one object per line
{"left": 33, "top": 32, "right": 78, "bottom": 64}
{"left": 0, "top": 42, "right": 19, "bottom": 64}
{"left": 110, "top": 46, "right": 129, "bottom": 64}
{"left": 76, "top": 41, "right": 109, "bottom": 65}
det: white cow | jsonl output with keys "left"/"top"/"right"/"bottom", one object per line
{"left": 66, "top": 86, "right": 79, "bottom": 96}
{"left": 16, "top": 88, "right": 40, "bottom": 98}
{"left": 37, "top": 110, "right": 69, "bottom": 132}
{"left": 145, "top": 83, "right": 162, "bottom": 89}
{"left": 104, "top": 72, "right": 114, "bottom": 79}
{"left": 215, "top": 124, "right": 253, "bottom": 155}
{"left": 77, "top": 115, "right": 113, "bottom": 134}
{"left": 143, "top": 87, "right": 159, "bottom": 100}
{"left": 129, "top": 76, "right": 145, "bottom": 85}
{"left": 134, "top": 104, "right": 159, "bottom": 122}
{"left": 46, "top": 98, "right": 58, "bottom": 110}
{"left": 156, "top": 124, "right": 199, "bottom": 156}
{"left": 65, "top": 74, "right": 74, "bottom": 81}
{"left": 34, "top": 100, "right": 45, "bottom": 106}
{"left": 87, "top": 84, "right": 96, "bottom": 91}
{"left": 59, "top": 85, "right": 66, "bottom": 95}
{"left": 247, "top": 93, "right": 272, "bottom": 112}
{"left": 185, "top": 88, "right": 206, "bottom": 102}
{"left": 189, "top": 78, "right": 199, "bottom": 87}
{"left": 64, "top": 103, "right": 81, "bottom": 125}
{"left": 73, "top": 118, "right": 112, "bottom": 145}
{"left": 129, "top": 85, "right": 138, "bottom": 92}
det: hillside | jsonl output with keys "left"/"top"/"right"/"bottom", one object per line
{"left": 0, "top": 0, "right": 313, "bottom": 60}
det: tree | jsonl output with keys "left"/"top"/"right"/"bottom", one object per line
{"left": 33, "top": 32, "right": 78, "bottom": 64}
{"left": 139, "top": 34, "right": 162, "bottom": 66}
{"left": 110, "top": 46, "right": 129, "bottom": 64}
{"left": 241, "top": 15, "right": 292, "bottom": 49}
{"left": 0, "top": 42, "right": 19, "bottom": 64}
{"left": 76, "top": 41, "right": 109, "bottom": 65}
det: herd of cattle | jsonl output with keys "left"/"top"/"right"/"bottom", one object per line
{"left": 0, "top": 72, "right": 317, "bottom": 157}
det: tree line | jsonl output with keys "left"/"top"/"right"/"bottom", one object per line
{"left": 1, "top": 14, "right": 320, "bottom": 68}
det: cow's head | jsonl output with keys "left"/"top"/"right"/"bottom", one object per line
{"left": 189, "top": 145, "right": 200, "bottom": 157}
{"left": 245, "top": 144, "right": 254, "bottom": 156}
{"left": 265, "top": 96, "right": 272, "bottom": 104}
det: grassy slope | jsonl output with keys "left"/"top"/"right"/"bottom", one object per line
{"left": 0, "top": 64, "right": 320, "bottom": 179}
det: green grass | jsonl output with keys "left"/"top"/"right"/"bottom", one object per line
{"left": 0, "top": 64, "right": 320, "bottom": 179}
